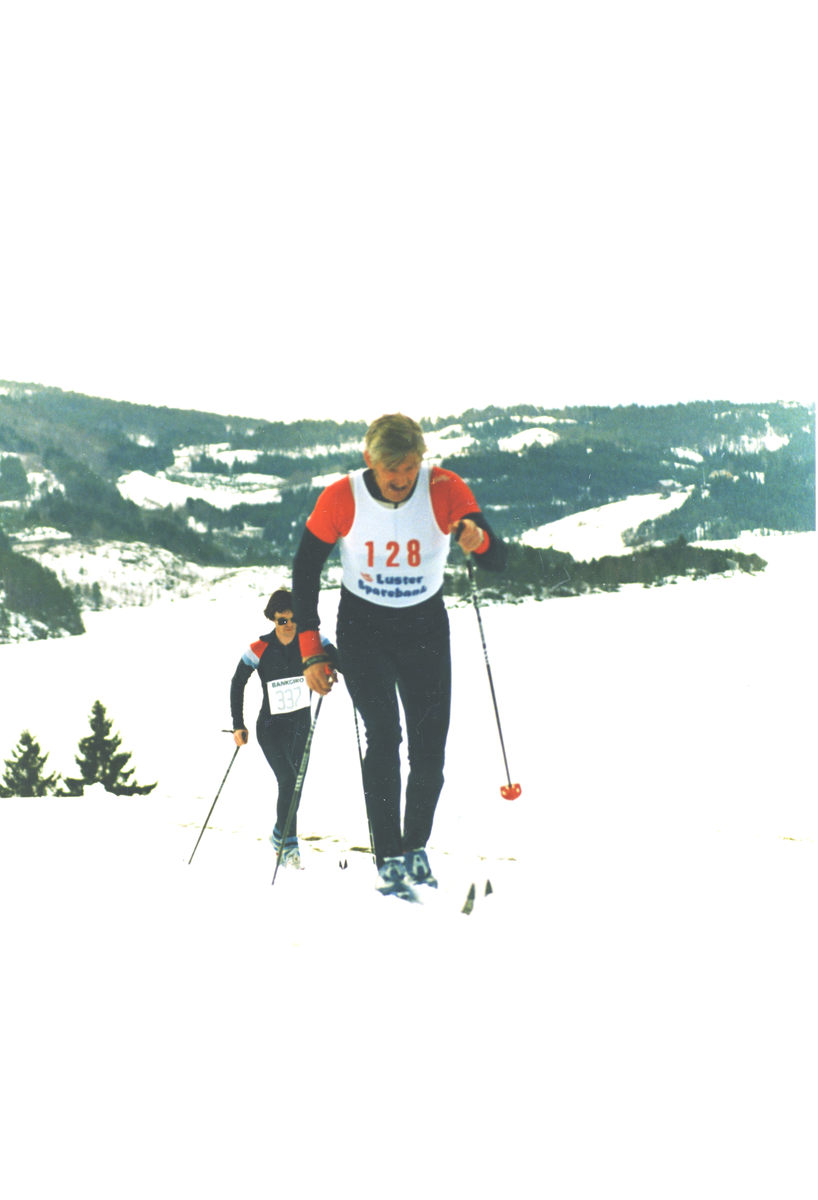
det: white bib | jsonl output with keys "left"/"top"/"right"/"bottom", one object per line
{"left": 265, "top": 676, "right": 310, "bottom": 713}
{"left": 339, "top": 465, "right": 449, "bottom": 607}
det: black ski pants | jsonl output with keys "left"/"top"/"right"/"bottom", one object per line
{"left": 256, "top": 709, "right": 311, "bottom": 836}
{"left": 336, "top": 594, "right": 451, "bottom": 864}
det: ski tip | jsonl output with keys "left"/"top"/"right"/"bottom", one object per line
{"left": 339, "top": 858, "right": 348, "bottom": 869}
{"left": 484, "top": 878, "right": 493, "bottom": 897}
{"left": 461, "top": 882, "right": 476, "bottom": 915}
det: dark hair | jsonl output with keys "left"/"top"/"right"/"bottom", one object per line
{"left": 264, "top": 589, "right": 294, "bottom": 620}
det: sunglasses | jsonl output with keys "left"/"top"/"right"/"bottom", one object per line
{"left": 275, "top": 617, "right": 295, "bottom": 626}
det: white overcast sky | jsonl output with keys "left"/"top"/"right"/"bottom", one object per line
{"left": 1, "top": 2, "right": 814, "bottom": 423}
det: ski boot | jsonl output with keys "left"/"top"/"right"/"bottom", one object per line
{"left": 270, "top": 825, "right": 302, "bottom": 869}
{"left": 375, "top": 856, "right": 417, "bottom": 901}
{"left": 403, "top": 848, "right": 438, "bottom": 889}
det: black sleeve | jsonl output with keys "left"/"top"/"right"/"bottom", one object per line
{"left": 462, "top": 511, "right": 508, "bottom": 573}
{"left": 292, "top": 527, "right": 335, "bottom": 632}
{"left": 230, "top": 660, "right": 254, "bottom": 729}
{"left": 322, "top": 641, "right": 342, "bottom": 674}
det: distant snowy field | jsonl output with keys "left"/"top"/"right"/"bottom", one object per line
{"left": 521, "top": 488, "right": 694, "bottom": 558}
{"left": 1, "top": 530, "right": 815, "bottom": 1198}
{"left": 117, "top": 467, "right": 287, "bottom": 510}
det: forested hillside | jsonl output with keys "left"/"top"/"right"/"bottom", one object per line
{"left": 0, "top": 381, "right": 813, "bottom": 639}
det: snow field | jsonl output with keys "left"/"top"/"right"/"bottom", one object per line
{"left": 520, "top": 487, "right": 695, "bottom": 558}
{"left": 0, "top": 531, "right": 815, "bottom": 1198}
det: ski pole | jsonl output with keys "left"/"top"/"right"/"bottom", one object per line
{"left": 272, "top": 696, "right": 323, "bottom": 886}
{"left": 188, "top": 742, "right": 242, "bottom": 864}
{"left": 461, "top": 542, "right": 521, "bottom": 800}
{"left": 352, "top": 703, "right": 376, "bottom": 863}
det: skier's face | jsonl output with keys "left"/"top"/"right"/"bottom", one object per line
{"left": 274, "top": 611, "right": 297, "bottom": 646}
{"left": 364, "top": 452, "right": 422, "bottom": 503}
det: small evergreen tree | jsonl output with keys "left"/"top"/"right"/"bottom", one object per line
{"left": 62, "top": 701, "right": 156, "bottom": 796}
{"left": 0, "top": 730, "right": 61, "bottom": 797}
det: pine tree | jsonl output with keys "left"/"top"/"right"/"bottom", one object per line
{"left": 62, "top": 701, "right": 157, "bottom": 796}
{"left": 0, "top": 731, "right": 61, "bottom": 797}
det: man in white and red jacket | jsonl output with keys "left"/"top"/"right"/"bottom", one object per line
{"left": 292, "top": 413, "right": 507, "bottom": 900}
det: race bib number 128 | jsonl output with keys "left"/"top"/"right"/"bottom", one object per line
{"left": 267, "top": 676, "right": 310, "bottom": 713}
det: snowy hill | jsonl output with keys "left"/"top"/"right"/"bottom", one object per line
{"left": 0, "top": 386, "right": 814, "bottom": 640}
{"left": 1, "top": 387, "right": 813, "bottom": 628}
{"left": 116, "top": 467, "right": 287, "bottom": 510}
{"left": 521, "top": 488, "right": 695, "bottom": 559}
{"left": 1, "top": 531, "right": 815, "bottom": 1197}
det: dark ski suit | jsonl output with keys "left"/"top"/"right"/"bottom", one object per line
{"left": 230, "top": 630, "right": 335, "bottom": 836}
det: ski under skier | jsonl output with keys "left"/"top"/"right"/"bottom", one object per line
{"left": 230, "top": 588, "right": 338, "bottom": 867}
{"left": 292, "top": 413, "right": 507, "bottom": 899}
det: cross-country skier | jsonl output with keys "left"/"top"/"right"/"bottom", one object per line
{"left": 292, "top": 413, "right": 507, "bottom": 899}
{"left": 230, "top": 588, "right": 338, "bottom": 868}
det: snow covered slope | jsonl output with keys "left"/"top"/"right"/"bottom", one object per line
{"left": 521, "top": 488, "right": 694, "bottom": 559}
{"left": 25, "top": 537, "right": 272, "bottom": 611}
{"left": 117, "top": 468, "right": 285, "bottom": 509}
{"left": 0, "top": 533, "right": 815, "bottom": 1199}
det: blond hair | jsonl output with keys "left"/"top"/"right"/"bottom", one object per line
{"left": 364, "top": 414, "right": 426, "bottom": 468}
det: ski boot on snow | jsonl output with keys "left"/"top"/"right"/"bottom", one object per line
{"left": 270, "top": 826, "right": 302, "bottom": 869}
{"left": 403, "top": 848, "right": 438, "bottom": 889}
{"left": 375, "top": 856, "right": 417, "bottom": 901}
